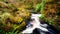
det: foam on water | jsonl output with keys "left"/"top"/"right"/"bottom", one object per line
{"left": 22, "top": 14, "right": 55, "bottom": 34}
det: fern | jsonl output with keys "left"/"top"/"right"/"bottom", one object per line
{"left": 35, "top": 0, "right": 46, "bottom": 13}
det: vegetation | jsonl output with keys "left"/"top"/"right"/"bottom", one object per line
{"left": 0, "top": 0, "right": 60, "bottom": 34}
{"left": 0, "top": 0, "right": 31, "bottom": 34}
{"left": 36, "top": 0, "right": 60, "bottom": 31}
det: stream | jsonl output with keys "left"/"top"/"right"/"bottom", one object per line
{"left": 22, "top": 14, "right": 56, "bottom": 34}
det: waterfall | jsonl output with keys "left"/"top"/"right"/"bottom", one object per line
{"left": 22, "top": 14, "right": 56, "bottom": 34}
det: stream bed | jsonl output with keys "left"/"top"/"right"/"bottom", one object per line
{"left": 22, "top": 14, "right": 56, "bottom": 34}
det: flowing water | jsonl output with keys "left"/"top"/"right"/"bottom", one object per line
{"left": 22, "top": 14, "right": 56, "bottom": 34}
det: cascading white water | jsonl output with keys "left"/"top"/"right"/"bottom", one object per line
{"left": 22, "top": 14, "right": 49, "bottom": 34}
{"left": 22, "top": 14, "right": 55, "bottom": 34}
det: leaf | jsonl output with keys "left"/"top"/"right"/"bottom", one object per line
{"left": 35, "top": 0, "right": 46, "bottom": 13}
